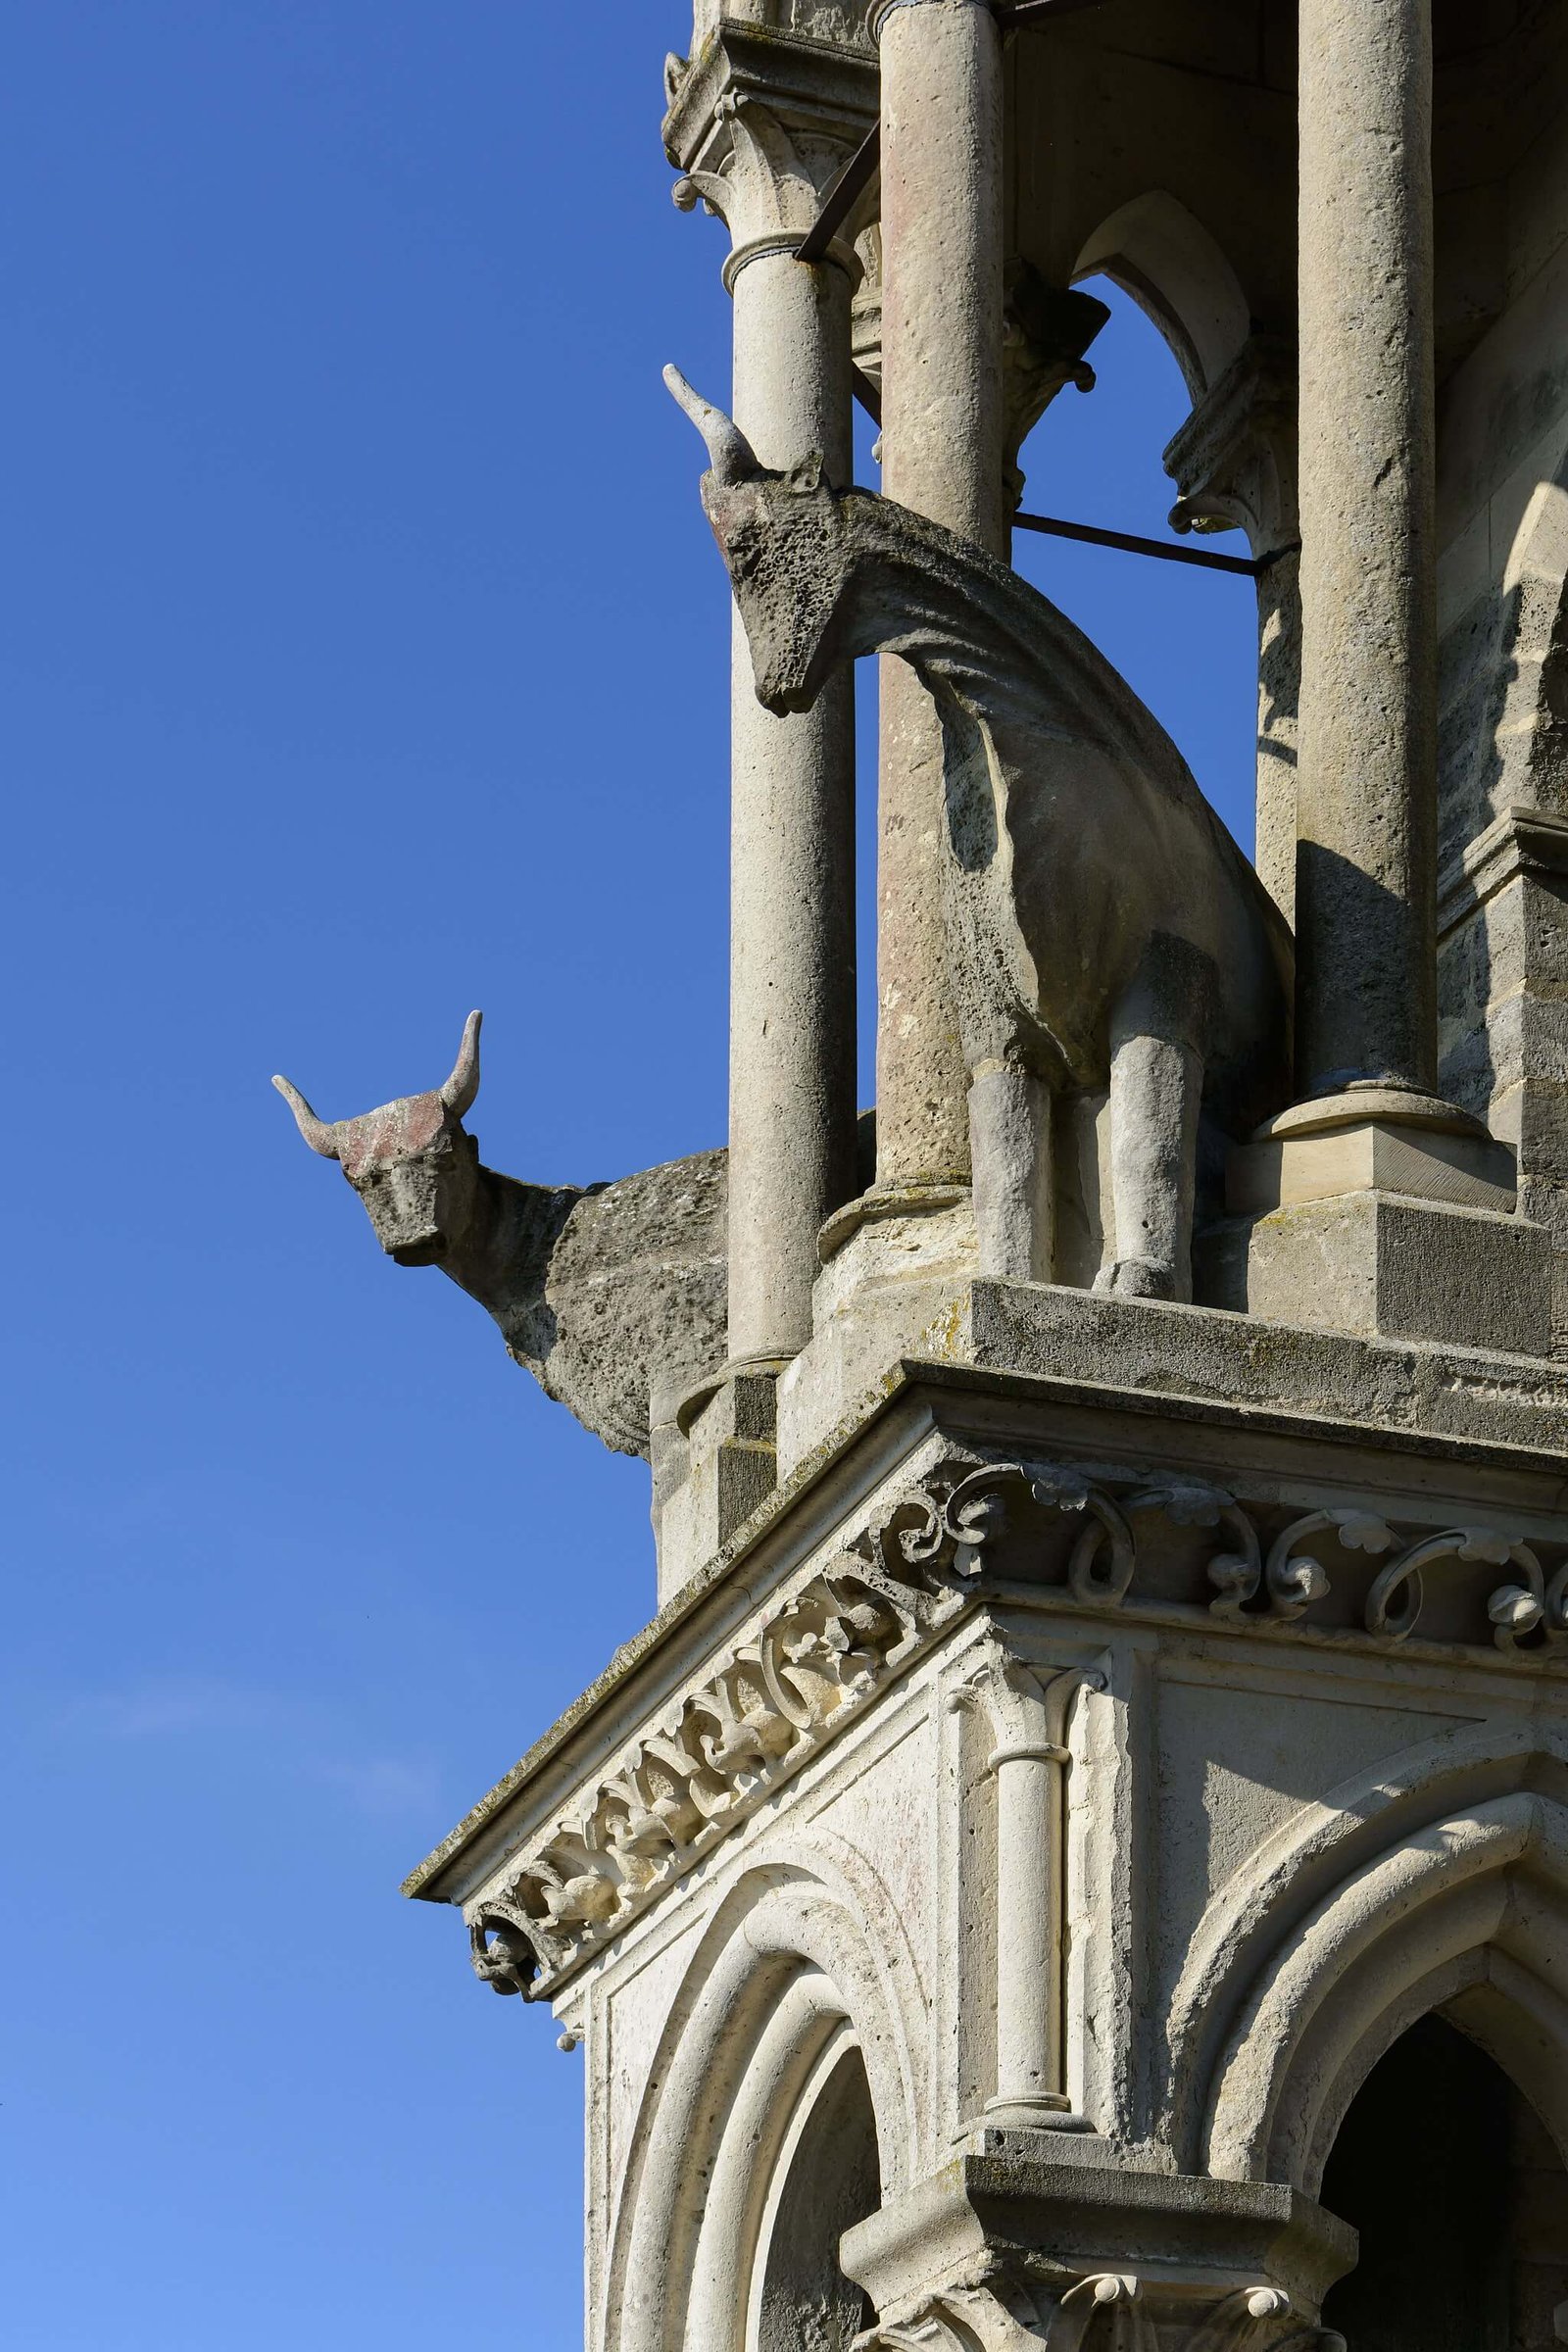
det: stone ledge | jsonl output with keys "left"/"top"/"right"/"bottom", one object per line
{"left": 842, "top": 2152, "right": 1357, "bottom": 2318}
{"left": 958, "top": 1279, "right": 1568, "bottom": 1453}
{"left": 404, "top": 1293, "right": 1568, "bottom": 1925}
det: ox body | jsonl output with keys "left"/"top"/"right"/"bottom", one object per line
{"left": 668, "top": 368, "right": 1294, "bottom": 1300}
{"left": 274, "top": 1014, "right": 727, "bottom": 1463}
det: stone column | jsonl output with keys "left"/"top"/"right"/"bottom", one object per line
{"left": 1218, "top": 0, "right": 1553, "bottom": 1353}
{"left": 667, "top": 41, "right": 875, "bottom": 1369}
{"left": 953, "top": 1649, "right": 1100, "bottom": 2130}
{"left": 1163, "top": 336, "right": 1299, "bottom": 926}
{"left": 661, "top": 32, "right": 875, "bottom": 1586}
{"left": 871, "top": 0, "right": 1007, "bottom": 1193}
{"left": 1294, "top": 0, "right": 1437, "bottom": 1098}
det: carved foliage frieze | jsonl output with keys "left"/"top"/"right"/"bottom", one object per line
{"left": 857, "top": 2274, "right": 1339, "bottom": 2352}
{"left": 467, "top": 1452, "right": 1566, "bottom": 1999}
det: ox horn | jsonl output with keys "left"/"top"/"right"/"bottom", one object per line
{"left": 440, "top": 1008, "right": 483, "bottom": 1116}
{"left": 271, "top": 1073, "right": 342, "bottom": 1159}
{"left": 663, "top": 365, "right": 760, "bottom": 485}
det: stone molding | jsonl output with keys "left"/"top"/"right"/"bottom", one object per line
{"left": 464, "top": 1449, "right": 1568, "bottom": 2001}
{"left": 1436, "top": 800, "right": 1568, "bottom": 939}
{"left": 842, "top": 2157, "right": 1356, "bottom": 2348}
{"left": 663, "top": 22, "right": 878, "bottom": 286}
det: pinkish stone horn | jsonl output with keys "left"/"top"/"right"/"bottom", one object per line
{"left": 439, "top": 1009, "right": 483, "bottom": 1117}
{"left": 663, "top": 365, "right": 759, "bottom": 486}
{"left": 271, "top": 1072, "right": 343, "bottom": 1159}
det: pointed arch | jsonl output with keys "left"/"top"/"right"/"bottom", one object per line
{"left": 1160, "top": 1724, "right": 1568, "bottom": 2195}
{"left": 1071, "top": 191, "right": 1251, "bottom": 403}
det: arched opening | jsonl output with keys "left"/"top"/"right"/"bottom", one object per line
{"left": 1320, "top": 2012, "right": 1568, "bottom": 2352}
{"left": 753, "top": 2042, "right": 881, "bottom": 2352}
{"left": 1010, "top": 274, "right": 1261, "bottom": 869}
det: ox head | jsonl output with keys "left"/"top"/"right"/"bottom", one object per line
{"left": 665, "top": 365, "right": 853, "bottom": 716}
{"left": 273, "top": 1011, "right": 484, "bottom": 1266}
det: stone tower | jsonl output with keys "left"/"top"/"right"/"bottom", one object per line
{"left": 284, "top": 4, "right": 1568, "bottom": 2345}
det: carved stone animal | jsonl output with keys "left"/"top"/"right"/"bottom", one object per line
{"left": 667, "top": 367, "right": 1293, "bottom": 1301}
{"left": 274, "top": 1012, "right": 727, "bottom": 1457}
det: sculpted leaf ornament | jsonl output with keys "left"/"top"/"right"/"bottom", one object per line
{"left": 1264, "top": 1508, "right": 1396, "bottom": 1618}
{"left": 1130, "top": 1482, "right": 1262, "bottom": 1618}
{"left": 1365, "top": 1527, "right": 1546, "bottom": 1646}
{"left": 1028, "top": 1467, "right": 1137, "bottom": 1604}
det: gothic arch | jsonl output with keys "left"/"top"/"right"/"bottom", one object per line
{"left": 1071, "top": 190, "right": 1251, "bottom": 403}
{"left": 1160, "top": 1724, "right": 1568, "bottom": 2195}
{"left": 604, "top": 1839, "right": 921, "bottom": 2352}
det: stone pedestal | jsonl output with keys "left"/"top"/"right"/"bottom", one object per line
{"left": 655, "top": 1360, "right": 787, "bottom": 1604}
{"left": 1216, "top": 1086, "right": 1553, "bottom": 1354}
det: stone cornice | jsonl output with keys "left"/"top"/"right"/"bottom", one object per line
{"left": 1438, "top": 802, "right": 1568, "bottom": 938}
{"left": 403, "top": 1333, "right": 1568, "bottom": 1923}
{"left": 452, "top": 1439, "right": 1567, "bottom": 2001}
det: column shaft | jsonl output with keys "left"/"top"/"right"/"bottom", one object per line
{"left": 992, "top": 1750, "right": 1061, "bottom": 2113}
{"left": 1295, "top": 0, "right": 1438, "bottom": 1095}
{"left": 875, "top": 0, "right": 1006, "bottom": 1187}
{"left": 727, "top": 249, "right": 858, "bottom": 1360}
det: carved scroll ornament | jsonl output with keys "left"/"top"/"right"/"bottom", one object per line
{"left": 466, "top": 1452, "right": 1566, "bottom": 1999}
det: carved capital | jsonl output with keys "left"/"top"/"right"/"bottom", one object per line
{"left": 1162, "top": 333, "right": 1298, "bottom": 556}
{"left": 664, "top": 24, "right": 878, "bottom": 285}
{"left": 949, "top": 1642, "right": 1102, "bottom": 1764}
{"left": 1004, "top": 265, "right": 1109, "bottom": 511}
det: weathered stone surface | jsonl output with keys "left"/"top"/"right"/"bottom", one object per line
{"left": 1295, "top": 0, "right": 1439, "bottom": 1098}
{"left": 667, "top": 381, "right": 1292, "bottom": 1304}
{"left": 275, "top": 1014, "right": 726, "bottom": 1461}
{"left": 667, "top": 24, "right": 870, "bottom": 1363}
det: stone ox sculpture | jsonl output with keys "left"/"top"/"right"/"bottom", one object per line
{"left": 667, "top": 367, "right": 1293, "bottom": 1301}
{"left": 273, "top": 1012, "right": 726, "bottom": 1458}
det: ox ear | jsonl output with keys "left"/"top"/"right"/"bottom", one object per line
{"left": 440, "top": 1009, "right": 482, "bottom": 1118}
{"left": 272, "top": 1073, "right": 343, "bottom": 1159}
{"left": 784, "top": 451, "right": 824, "bottom": 496}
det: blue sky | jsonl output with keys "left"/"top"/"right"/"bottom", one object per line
{"left": 2, "top": 5, "right": 1256, "bottom": 2342}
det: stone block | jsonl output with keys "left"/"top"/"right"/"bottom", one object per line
{"left": 1217, "top": 1191, "right": 1552, "bottom": 1356}
{"left": 655, "top": 1364, "right": 783, "bottom": 1602}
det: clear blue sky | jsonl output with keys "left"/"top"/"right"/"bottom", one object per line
{"left": 2, "top": 6, "right": 1256, "bottom": 2343}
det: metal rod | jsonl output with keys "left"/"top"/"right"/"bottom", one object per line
{"left": 796, "top": 122, "right": 881, "bottom": 266}
{"left": 1014, "top": 511, "right": 1293, "bottom": 577}
{"left": 994, "top": 0, "right": 1108, "bottom": 24}
{"left": 851, "top": 373, "right": 1297, "bottom": 577}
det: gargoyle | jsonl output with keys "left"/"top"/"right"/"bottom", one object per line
{"left": 273, "top": 1012, "right": 726, "bottom": 1458}
{"left": 667, "top": 367, "right": 1293, "bottom": 1301}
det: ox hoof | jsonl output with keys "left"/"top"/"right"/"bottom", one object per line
{"left": 1094, "top": 1256, "right": 1179, "bottom": 1301}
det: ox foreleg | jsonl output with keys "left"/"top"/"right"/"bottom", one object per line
{"left": 969, "top": 1058, "right": 1054, "bottom": 1284}
{"left": 1096, "top": 944, "right": 1212, "bottom": 1303}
